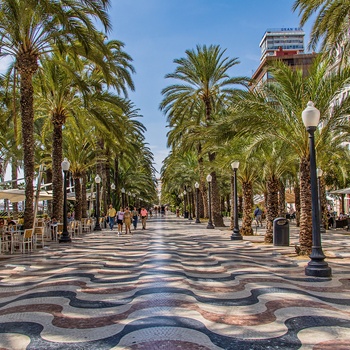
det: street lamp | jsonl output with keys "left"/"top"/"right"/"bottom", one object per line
{"left": 94, "top": 174, "right": 102, "bottom": 231}
{"left": 231, "top": 161, "right": 242, "bottom": 240}
{"left": 195, "top": 182, "right": 201, "bottom": 223}
{"left": 206, "top": 174, "right": 214, "bottom": 229}
{"left": 302, "top": 101, "right": 331, "bottom": 277}
{"left": 317, "top": 168, "right": 326, "bottom": 234}
{"left": 183, "top": 190, "right": 187, "bottom": 218}
{"left": 132, "top": 193, "right": 136, "bottom": 207}
{"left": 188, "top": 187, "right": 193, "bottom": 220}
{"left": 59, "top": 158, "right": 71, "bottom": 243}
{"left": 128, "top": 191, "right": 131, "bottom": 206}
{"left": 111, "top": 183, "right": 115, "bottom": 207}
{"left": 121, "top": 187, "right": 125, "bottom": 208}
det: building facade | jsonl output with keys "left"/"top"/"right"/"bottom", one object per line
{"left": 250, "top": 27, "right": 317, "bottom": 91}
{"left": 260, "top": 27, "right": 305, "bottom": 61}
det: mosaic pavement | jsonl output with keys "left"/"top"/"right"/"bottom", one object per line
{"left": 0, "top": 215, "right": 350, "bottom": 350}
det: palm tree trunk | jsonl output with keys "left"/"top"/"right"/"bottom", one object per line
{"left": 241, "top": 180, "right": 253, "bottom": 235}
{"left": 294, "top": 181, "right": 301, "bottom": 227}
{"left": 105, "top": 153, "right": 111, "bottom": 206}
{"left": 18, "top": 58, "right": 37, "bottom": 229}
{"left": 51, "top": 119, "right": 63, "bottom": 221}
{"left": 230, "top": 175, "right": 234, "bottom": 230}
{"left": 238, "top": 194, "right": 243, "bottom": 216}
{"left": 114, "top": 156, "right": 120, "bottom": 207}
{"left": 199, "top": 188, "right": 205, "bottom": 218}
{"left": 265, "top": 175, "right": 279, "bottom": 243}
{"left": 74, "top": 177, "right": 82, "bottom": 221}
{"left": 197, "top": 154, "right": 207, "bottom": 218}
{"left": 81, "top": 171, "right": 88, "bottom": 218}
{"left": 201, "top": 184, "right": 208, "bottom": 218}
{"left": 11, "top": 161, "right": 18, "bottom": 213}
{"left": 46, "top": 168, "right": 53, "bottom": 217}
{"left": 211, "top": 170, "right": 225, "bottom": 227}
{"left": 299, "top": 157, "right": 312, "bottom": 255}
{"left": 320, "top": 177, "right": 327, "bottom": 229}
{"left": 278, "top": 180, "right": 286, "bottom": 217}
{"left": 264, "top": 189, "right": 268, "bottom": 211}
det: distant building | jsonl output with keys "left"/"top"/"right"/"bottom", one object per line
{"left": 250, "top": 27, "right": 317, "bottom": 90}
{"left": 260, "top": 27, "right": 305, "bottom": 61}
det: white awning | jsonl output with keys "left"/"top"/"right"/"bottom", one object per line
{"left": 329, "top": 188, "right": 350, "bottom": 195}
{"left": 0, "top": 189, "right": 53, "bottom": 202}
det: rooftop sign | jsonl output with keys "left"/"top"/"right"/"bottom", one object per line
{"left": 266, "top": 27, "right": 303, "bottom": 32}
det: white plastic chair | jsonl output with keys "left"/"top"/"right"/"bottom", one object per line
{"left": 34, "top": 227, "right": 45, "bottom": 248}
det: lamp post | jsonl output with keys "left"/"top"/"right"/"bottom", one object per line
{"left": 133, "top": 193, "right": 136, "bottom": 207}
{"left": 121, "top": 187, "right": 125, "bottom": 208}
{"left": 111, "top": 183, "right": 115, "bottom": 207}
{"left": 183, "top": 190, "right": 187, "bottom": 218}
{"left": 128, "top": 191, "right": 131, "bottom": 207}
{"left": 302, "top": 101, "right": 331, "bottom": 277}
{"left": 317, "top": 168, "right": 326, "bottom": 234}
{"left": 94, "top": 174, "right": 102, "bottom": 231}
{"left": 231, "top": 161, "right": 243, "bottom": 240}
{"left": 59, "top": 158, "right": 71, "bottom": 243}
{"left": 188, "top": 187, "right": 193, "bottom": 220}
{"left": 206, "top": 174, "right": 214, "bottom": 229}
{"left": 195, "top": 182, "right": 201, "bottom": 223}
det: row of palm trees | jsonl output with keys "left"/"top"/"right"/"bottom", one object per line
{"left": 0, "top": 0, "right": 157, "bottom": 227}
{"left": 160, "top": 0, "right": 350, "bottom": 255}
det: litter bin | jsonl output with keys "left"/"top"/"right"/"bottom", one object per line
{"left": 184, "top": 211, "right": 189, "bottom": 218}
{"left": 273, "top": 217, "right": 289, "bottom": 246}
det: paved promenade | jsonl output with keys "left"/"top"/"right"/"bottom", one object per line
{"left": 0, "top": 214, "right": 350, "bottom": 349}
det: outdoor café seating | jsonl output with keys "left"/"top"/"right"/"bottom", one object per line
{"left": 13, "top": 228, "right": 34, "bottom": 253}
{"left": 34, "top": 227, "right": 45, "bottom": 248}
{"left": 0, "top": 231, "right": 11, "bottom": 253}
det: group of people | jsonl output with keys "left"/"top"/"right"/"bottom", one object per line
{"left": 107, "top": 205, "right": 148, "bottom": 234}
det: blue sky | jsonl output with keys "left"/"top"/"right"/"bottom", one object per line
{"left": 109, "top": 0, "right": 314, "bottom": 174}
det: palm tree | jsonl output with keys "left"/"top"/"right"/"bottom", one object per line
{"left": 226, "top": 58, "right": 350, "bottom": 253}
{"left": 0, "top": 0, "right": 111, "bottom": 228}
{"left": 63, "top": 122, "right": 97, "bottom": 220}
{"left": 293, "top": 0, "right": 350, "bottom": 66}
{"left": 160, "top": 44, "right": 248, "bottom": 227}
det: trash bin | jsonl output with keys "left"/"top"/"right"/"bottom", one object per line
{"left": 184, "top": 211, "right": 189, "bottom": 218}
{"left": 273, "top": 217, "right": 289, "bottom": 246}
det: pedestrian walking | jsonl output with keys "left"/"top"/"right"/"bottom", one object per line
{"left": 116, "top": 207, "right": 124, "bottom": 234}
{"left": 254, "top": 206, "right": 263, "bottom": 227}
{"left": 124, "top": 207, "right": 132, "bottom": 234}
{"left": 140, "top": 207, "right": 148, "bottom": 230}
{"left": 132, "top": 207, "right": 139, "bottom": 230}
{"left": 107, "top": 204, "right": 116, "bottom": 230}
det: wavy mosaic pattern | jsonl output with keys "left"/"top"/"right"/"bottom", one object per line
{"left": 0, "top": 216, "right": 350, "bottom": 349}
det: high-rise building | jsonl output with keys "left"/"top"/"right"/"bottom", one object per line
{"left": 250, "top": 27, "right": 317, "bottom": 91}
{"left": 260, "top": 27, "right": 305, "bottom": 61}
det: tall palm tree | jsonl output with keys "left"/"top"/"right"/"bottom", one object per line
{"left": 161, "top": 44, "right": 248, "bottom": 227}
{"left": 0, "top": 0, "right": 110, "bottom": 228}
{"left": 225, "top": 58, "right": 350, "bottom": 253}
{"left": 63, "top": 122, "right": 97, "bottom": 221}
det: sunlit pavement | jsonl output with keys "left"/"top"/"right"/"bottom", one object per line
{"left": 0, "top": 214, "right": 350, "bottom": 350}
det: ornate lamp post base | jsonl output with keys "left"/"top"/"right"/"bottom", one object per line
{"left": 206, "top": 222, "right": 214, "bottom": 229}
{"left": 231, "top": 228, "right": 242, "bottom": 240}
{"left": 59, "top": 233, "right": 72, "bottom": 243}
{"left": 305, "top": 249, "right": 331, "bottom": 277}
{"left": 94, "top": 220, "right": 102, "bottom": 231}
